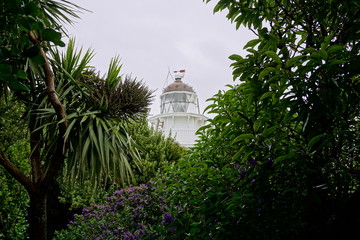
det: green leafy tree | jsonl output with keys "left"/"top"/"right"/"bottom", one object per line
{"left": 0, "top": 99, "right": 30, "bottom": 239}
{"left": 159, "top": 0, "right": 360, "bottom": 239}
{"left": 0, "top": 1, "right": 152, "bottom": 239}
{"left": 126, "top": 118, "right": 186, "bottom": 184}
{"left": 206, "top": 0, "right": 360, "bottom": 238}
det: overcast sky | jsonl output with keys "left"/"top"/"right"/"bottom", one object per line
{"left": 66, "top": 0, "right": 254, "bottom": 116}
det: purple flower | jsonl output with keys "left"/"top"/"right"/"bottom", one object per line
{"left": 133, "top": 211, "right": 140, "bottom": 218}
{"left": 249, "top": 159, "right": 257, "bottom": 166}
{"left": 176, "top": 206, "right": 183, "bottom": 213}
{"left": 123, "top": 231, "right": 135, "bottom": 240}
{"left": 162, "top": 212, "right": 174, "bottom": 226}
{"left": 134, "top": 229, "right": 143, "bottom": 238}
{"left": 62, "top": 181, "right": 182, "bottom": 239}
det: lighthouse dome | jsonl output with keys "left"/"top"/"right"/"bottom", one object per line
{"left": 160, "top": 77, "right": 199, "bottom": 114}
{"left": 163, "top": 79, "right": 195, "bottom": 93}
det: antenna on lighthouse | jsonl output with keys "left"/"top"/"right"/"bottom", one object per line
{"left": 163, "top": 67, "right": 176, "bottom": 90}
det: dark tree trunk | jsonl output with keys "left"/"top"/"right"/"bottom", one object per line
{"left": 28, "top": 188, "right": 47, "bottom": 240}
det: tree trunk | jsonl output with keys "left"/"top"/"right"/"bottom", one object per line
{"left": 28, "top": 189, "right": 47, "bottom": 240}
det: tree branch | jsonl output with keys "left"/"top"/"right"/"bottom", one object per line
{"left": 28, "top": 31, "right": 69, "bottom": 184}
{"left": 0, "top": 149, "right": 33, "bottom": 192}
{"left": 28, "top": 32, "right": 68, "bottom": 122}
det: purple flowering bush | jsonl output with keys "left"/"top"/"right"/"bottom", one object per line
{"left": 55, "top": 182, "right": 180, "bottom": 239}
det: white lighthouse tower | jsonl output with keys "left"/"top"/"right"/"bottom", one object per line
{"left": 149, "top": 70, "right": 208, "bottom": 148}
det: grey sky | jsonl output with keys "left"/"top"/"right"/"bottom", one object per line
{"left": 67, "top": 0, "right": 254, "bottom": 116}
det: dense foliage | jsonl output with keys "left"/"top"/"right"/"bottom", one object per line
{"left": 57, "top": 117, "right": 184, "bottom": 212}
{"left": 55, "top": 182, "right": 181, "bottom": 239}
{"left": 126, "top": 119, "right": 186, "bottom": 184}
{"left": 156, "top": 0, "right": 360, "bottom": 239}
{"left": 1, "top": 0, "right": 359, "bottom": 239}
{"left": 0, "top": 1, "right": 153, "bottom": 239}
{"left": 0, "top": 98, "right": 30, "bottom": 239}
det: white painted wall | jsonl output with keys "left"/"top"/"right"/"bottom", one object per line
{"left": 149, "top": 113, "right": 208, "bottom": 148}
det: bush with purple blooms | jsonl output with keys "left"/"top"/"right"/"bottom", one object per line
{"left": 55, "top": 182, "right": 181, "bottom": 239}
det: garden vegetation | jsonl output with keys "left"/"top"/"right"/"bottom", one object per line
{"left": 0, "top": 0, "right": 359, "bottom": 239}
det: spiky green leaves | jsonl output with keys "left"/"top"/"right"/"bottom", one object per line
{"left": 45, "top": 40, "right": 153, "bottom": 186}
{"left": 63, "top": 113, "right": 139, "bottom": 186}
{"left": 80, "top": 57, "right": 154, "bottom": 120}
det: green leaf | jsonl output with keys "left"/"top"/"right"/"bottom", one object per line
{"left": 327, "top": 45, "right": 344, "bottom": 54}
{"left": 42, "top": 28, "right": 62, "bottom": 42}
{"left": 265, "top": 51, "right": 281, "bottom": 63}
{"left": 244, "top": 39, "right": 261, "bottom": 49}
{"left": 262, "top": 126, "right": 277, "bottom": 137}
{"left": 232, "top": 146, "right": 245, "bottom": 160}
{"left": 204, "top": 103, "right": 217, "bottom": 113}
{"left": 329, "top": 59, "right": 346, "bottom": 65}
{"left": 275, "top": 152, "right": 297, "bottom": 163}
{"left": 308, "top": 134, "right": 328, "bottom": 148}
{"left": 319, "top": 49, "right": 328, "bottom": 60}
{"left": 229, "top": 54, "right": 243, "bottom": 61}
{"left": 285, "top": 55, "right": 305, "bottom": 68}
{"left": 310, "top": 52, "right": 321, "bottom": 60}
{"left": 16, "top": 70, "right": 28, "bottom": 79}
{"left": 64, "top": 119, "right": 77, "bottom": 141}
{"left": 1, "top": 74, "right": 29, "bottom": 91}
{"left": 213, "top": 3, "right": 226, "bottom": 13}
{"left": 253, "top": 120, "right": 261, "bottom": 132}
{"left": 232, "top": 134, "right": 254, "bottom": 144}
{"left": 259, "top": 67, "right": 275, "bottom": 79}
{"left": 260, "top": 91, "right": 274, "bottom": 100}
{"left": 53, "top": 40, "right": 66, "bottom": 47}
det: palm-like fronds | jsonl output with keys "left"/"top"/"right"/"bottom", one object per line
{"left": 105, "top": 56, "right": 123, "bottom": 89}
{"left": 52, "top": 38, "right": 94, "bottom": 80}
{"left": 39, "top": 0, "right": 87, "bottom": 31}
{"left": 63, "top": 113, "right": 139, "bottom": 186}
{"left": 81, "top": 57, "right": 154, "bottom": 119}
{"left": 35, "top": 40, "right": 152, "bottom": 186}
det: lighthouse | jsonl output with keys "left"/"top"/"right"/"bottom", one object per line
{"left": 149, "top": 70, "right": 208, "bottom": 148}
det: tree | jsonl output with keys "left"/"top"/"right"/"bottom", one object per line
{"left": 200, "top": 0, "right": 360, "bottom": 238}
{"left": 0, "top": 1, "right": 152, "bottom": 239}
{"left": 126, "top": 118, "right": 186, "bottom": 184}
{"left": 157, "top": 0, "right": 359, "bottom": 239}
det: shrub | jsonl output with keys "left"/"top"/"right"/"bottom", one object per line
{"left": 0, "top": 99, "right": 30, "bottom": 239}
{"left": 126, "top": 118, "right": 186, "bottom": 184}
{"left": 55, "top": 182, "right": 182, "bottom": 239}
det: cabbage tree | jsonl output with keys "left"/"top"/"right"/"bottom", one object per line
{"left": 0, "top": 1, "right": 152, "bottom": 239}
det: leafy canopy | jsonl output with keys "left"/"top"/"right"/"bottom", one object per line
{"left": 156, "top": 0, "right": 360, "bottom": 239}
